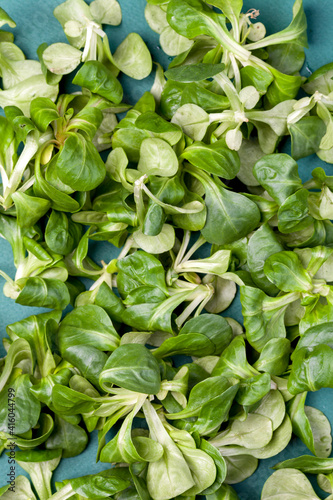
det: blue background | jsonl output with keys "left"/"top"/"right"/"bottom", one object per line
{"left": 0, "top": 0, "right": 333, "bottom": 498}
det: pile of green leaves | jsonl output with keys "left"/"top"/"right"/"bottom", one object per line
{"left": 1, "top": 0, "right": 333, "bottom": 499}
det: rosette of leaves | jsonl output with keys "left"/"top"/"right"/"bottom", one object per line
{"left": 141, "top": 399, "right": 221, "bottom": 499}
{"left": 114, "top": 247, "right": 245, "bottom": 334}
{"left": 85, "top": 88, "right": 260, "bottom": 248}
{"left": 42, "top": 0, "right": 152, "bottom": 80}
{"left": 164, "top": 63, "right": 295, "bottom": 154}
{"left": 0, "top": 211, "right": 82, "bottom": 310}
{"left": 145, "top": 0, "right": 307, "bottom": 108}
{"left": 241, "top": 245, "right": 333, "bottom": 352}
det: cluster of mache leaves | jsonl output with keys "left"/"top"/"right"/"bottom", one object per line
{"left": 2, "top": 0, "right": 333, "bottom": 499}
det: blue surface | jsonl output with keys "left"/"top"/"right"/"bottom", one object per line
{"left": 0, "top": 0, "right": 333, "bottom": 498}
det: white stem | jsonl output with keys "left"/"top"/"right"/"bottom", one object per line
{"left": 3, "top": 133, "right": 38, "bottom": 207}
{"left": 214, "top": 73, "right": 242, "bottom": 112}
{"left": 230, "top": 53, "right": 241, "bottom": 93}
{"left": 181, "top": 235, "right": 206, "bottom": 264}
{"left": 48, "top": 483, "right": 73, "bottom": 500}
{"left": 174, "top": 231, "right": 191, "bottom": 269}
{"left": 117, "top": 235, "right": 134, "bottom": 260}
{"left": 194, "top": 285, "right": 214, "bottom": 317}
{"left": 175, "top": 289, "right": 210, "bottom": 328}
{"left": 18, "top": 174, "right": 36, "bottom": 193}
{"left": 82, "top": 24, "right": 93, "bottom": 61}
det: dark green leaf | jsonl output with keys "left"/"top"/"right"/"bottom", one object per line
{"left": 72, "top": 60, "right": 123, "bottom": 103}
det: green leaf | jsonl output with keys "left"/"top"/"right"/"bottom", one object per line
{"left": 34, "top": 156, "right": 81, "bottom": 213}
{"left": 53, "top": 0, "right": 92, "bottom": 47}
{"left": 90, "top": 0, "right": 122, "bottom": 25}
{"left": 181, "top": 82, "right": 229, "bottom": 113}
{"left": 303, "top": 62, "right": 333, "bottom": 94}
{"left": 181, "top": 140, "right": 239, "bottom": 179}
{"left": 240, "top": 286, "right": 297, "bottom": 352}
{"left": 72, "top": 60, "right": 123, "bottom": 103}
{"left": 0, "top": 8, "right": 16, "bottom": 28}
{"left": 142, "top": 400, "right": 196, "bottom": 498}
{"left": 294, "top": 322, "right": 333, "bottom": 354}
{"left": 253, "top": 153, "right": 302, "bottom": 205}
{"left": 167, "top": 375, "right": 230, "bottom": 420}
{"left": 165, "top": 63, "right": 225, "bottom": 82}
{"left": 0, "top": 338, "right": 32, "bottom": 392}
{"left": 266, "top": 68, "right": 302, "bottom": 107}
{"left": 210, "top": 413, "right": 273, "bottom": 449}
{"left": 0, "top": 476, "right": 36, "bottom": 499}
{"left": 138, "top": 138, "right": 179, "bottom": 177}
{"left": 52, "top": 384, "right": 96, "bottom": 415}
{"left": 1, "top": 413, "right": 55, "bottom": 450}
{"left": 117, "top": 251, "right": 168, "bottom": 296}
{"left": 37, "top": 43, "right": 62, "bottom": 85}
{"left": 240, "top": 66, "right": 274, "bottom": 96}
{"left": 264, "top": 251, "right": 312, "bottom": 293}
{"left": 197, "top": 173, "right": 260, "bottom": 245}
{"left": 247, "top": 223, "right": 283, "bottom": 295}
{"left": 100, "top": 397, "right": 163, "bottom": 464}
{"left": 145, "top": 3, "right": 168, "bottom": 34}
{"left": 133, "top": 224, "right": 175, "bottom": 254}
{"left": 288, "top": 392, "right": 332, "bottom": 457}
{"left": 261, "top": 469, "right": 320, "bottom": 500}
{"left": 166, "top": 0, "right": 250, "bottom": 61}
{"left": 30, "top": 97, "right": 59, "bottom": 132}
{"left": 216, "top": 414, "right": 292, "bottom": 459}
{"left": 171, "top": 103, "right": 209, "bottom": 141}
{"left": 180, "top": 314, "right": 232, "bottom": 355}
{"left": 235, "top": 372, "right": 271, "bottom": 406}
{"left": 68, "top": 469, "right": 131, "bottom": 498}
{"left": 253, "top": 390, "right": 286, "bottom": 431}
{"left": 58, "top": 304, "right": 119, "bottom": 386}
{"left": 288, "top": 345, "right": 333, "bottom": 394}
{"left": 46, "top": 415, "right": 87, "bottom": 458}
{"left": 290, "top": 116, "right": 326, "bottom": 160}
{"left": 45, "top": 210, "right": 82, "bottom": 255}
{"left": 206, "top": 484, "right": 239, "bottom": 500}
{"left": 14, "top": 449, "right": 61, "bottom": 500}
{"left": 7, "top": 310, "right": 60, "bottom": 378}
{"left": 56, "top": 133, "right": 105, "bottom": 191}
{"left": 224, "top": 455, "right": 258, "bottom": 485}
{"left": 67, "top": 106, "right": 104, "bottom": 140}
{"left": 160, "top": 25, "right": 194, "bottom": 57}
{"left": 152, "top": 333, "right": 215, "bottom": 358}
{"left": 136, "top": 112, "right": 182, "bottom": 146}
{"left": 200, "top": 439, "right": 227, "bottom": 494}
{"left": 254, "top": 338, "right": 291, "bottom": 375}
{"left": 16, "top": 277, "right": 70, "bottom": 310}
{"left": 0, "top": 375, "right": 40, "bottom": 435}
{"left": 0, "top": 75, "right": 59, "bottom": 116}
{"left": 112, "top": 127, "right": 151, "bottom": 163}
{"left": 278, "top": 189, "right": 314, "bottom": 234}
{"left": 205, "top": 0, "right": 242, "bottom": 20}
{"left": 42, "top": 43, "right": 82, "bottom": 75}
{"left": 100, "top": 344, "right": 161, "bottom": 394}
{"left": 4, "top": 106, "right": 36, "bottom": 141}
{"left": 12, "top": 192, "right": 51, "bottom": 229}
{"left": 273, "top": 455, "right": 333, "bottom": 474}
{"left": 113, "top": 33, "right": 152, "bottom": 80}
{"left": 190, "top": 384, "right": 239, "bottom": 436}
{"left": 212, "top": 336, "right": 258, "bottom": 379}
